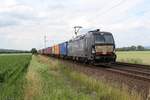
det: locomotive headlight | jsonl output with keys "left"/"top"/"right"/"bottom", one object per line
{"left": 92, "top": 48, "right": 96, "bottom": 54}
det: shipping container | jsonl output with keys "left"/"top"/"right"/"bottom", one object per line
{"left": 43, "top": 48, "right": 47, "bottom": 54}
{"left": 46, "top": 47, "right": 52, "bottom": 55}
{"left": 52, "top": 46, "right": 55, "bottom": 55}
{"left": 38, "top": 49, "right": 42, "bottom": 54}
{"left": 49, "top": 47, "right": 52, "bottom": 55}
{"left": 44, "top": 48, "right": 47, "bottom": 54}
{"left": 59, "top": 42, "right": 68, "bottom": 56}
{"left": 41, "top": 49, "right": 44, "bottom": 54}
{"left": 54, "top": 45, "right": 60, "bottom": 55}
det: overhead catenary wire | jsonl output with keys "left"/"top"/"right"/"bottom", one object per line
{"left": 101, "top": 0, "right": 126, "bottom": 15}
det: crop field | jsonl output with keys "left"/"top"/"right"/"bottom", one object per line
{"left": 116, "top": 51, "right": 150, "bottom": 65}
{"left": 0, "top": 54, "right": 31, "bottom": 100}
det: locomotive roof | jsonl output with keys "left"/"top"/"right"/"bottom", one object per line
{"left": 88, "top": 29, "right": 112, "bottom": 35}
{"left": 90, "top": 31, "right": 112, "bottom": 35}
{"left": 69, "top": 34, "right": 85, "bottom": 42}
{"left": 69, "top": 31, "right": 113, "bottom": 42}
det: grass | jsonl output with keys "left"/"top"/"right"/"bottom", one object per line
{"left": 0, "top": 54, "right": 143, "bottom": 100}
{"left": 25, "top": 55, "right": 93, "bottom": 100}
{"left": 30, "top": 55, "right": 142, "bottom": 100}
{"left": 59, "top": 61, "right": 142, "bottom": 100}
{"left": 0, "top": 54, "right": 31, "bottom": 100}
{"left": 116, "top": 51, "right": 150, "bottom": 65}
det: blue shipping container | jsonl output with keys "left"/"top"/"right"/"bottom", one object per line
{"left": 59, "top": 42, "right": 68, "bottom": 56}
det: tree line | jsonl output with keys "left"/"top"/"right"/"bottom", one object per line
{"left": 116, "top": 45, "right": 150, "bottom": 51}
{"left": 0, "top": 48, "right": 38, "bottom": 54}
{"left": 0, "top": 49, "right": 30, "bottom": 54}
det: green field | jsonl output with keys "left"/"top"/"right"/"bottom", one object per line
{"left": 0, "top": 54, "right": 31, "bottom": 100}
{"left": 117, "top": 51, "right": 150, "bottom": 65}
{"left": 0, "top": 54, "right": 142, "bottom": 100}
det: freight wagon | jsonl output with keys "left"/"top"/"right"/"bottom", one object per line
{"left": 59, "top": 42, "right": 68, "bottom": 58}
{"left": 46, "top": 47, "right": 52, "bottom": 55}
{"left": 54, "top": 45, "right": 60, "bottom": 56}
{"left": 43, "top": 48, "right": 47, "bottom": 55}
{"left": 38, "top": 49, "right": 42, "bottom": 54}
{"left": 52, "top": 45, "right": 55, "bottom": 56}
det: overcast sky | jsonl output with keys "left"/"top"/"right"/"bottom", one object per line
{"left": 0, "top": 0, "right": 150, "bottom": 50}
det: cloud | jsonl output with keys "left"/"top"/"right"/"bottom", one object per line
{"left": 0, "top": 19, "right": 18, "bottom": 27}
{"left": 0, "top": 3, "right": 47, "bottom": 27}
{"left": 0, "top": 0, "right": 149, "bottom": 50}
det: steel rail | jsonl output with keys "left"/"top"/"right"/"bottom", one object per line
{"left": 115, "top": 62, "right": 150, "bottom": 70}
{"left": 97, "top": 63, "right": 150, "bottom": 82}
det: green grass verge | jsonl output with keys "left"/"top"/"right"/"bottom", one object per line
{"left": 30, "top": 55, "right": 141, "bottom": 100}
{"left": 117, "top": 51, "right": 150, "bottom": 65}
{"left": 26, "top": 55, "right": 93, "bottom": 100}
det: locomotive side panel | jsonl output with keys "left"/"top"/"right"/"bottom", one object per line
{"left": 84, "top": 33, "right": 95, "bottom": 60}
{"left": 68, "top": 37, "right": 86, "bottom": 58}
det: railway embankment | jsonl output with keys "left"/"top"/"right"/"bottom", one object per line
{"left": 50, "top": 56, "right": 150, "bottom": 100}
{"left": 31, "top": 55, "right": 142, "bottom": 100}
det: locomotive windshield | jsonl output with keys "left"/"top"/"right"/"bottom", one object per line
{"left": 94, "top": 33, "right": 114, "bottom": 44}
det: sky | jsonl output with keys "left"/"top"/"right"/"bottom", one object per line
{"left": 0, "top": 0, "right": 150, "bottom": 50}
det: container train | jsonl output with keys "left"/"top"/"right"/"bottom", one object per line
{"left": 38, "top": 29, "right": 116, "bottom": 63}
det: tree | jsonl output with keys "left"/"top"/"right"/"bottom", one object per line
{"left": 130, "top": 45, "right": 137, "bottom": 51}
{"left": 137, "top": 45, "right": 145, "bottom": 51}
{"left": 31, "top": 48, "right": 37, "bottom": 54}
{"left": 116, "top": 45, "right": 146, "bottom": 51}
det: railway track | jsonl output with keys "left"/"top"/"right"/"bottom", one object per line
{"left": 114, "top": 62, "right": 150, "bottom": 70}
{"left": 98, "top": 62, "right": 150, "bottom": 82}
{"left": 49, "top": 56, "right": 150, "bottom": 82}
{"left": 67, "top": 60, "right": 150, "bottom": 82}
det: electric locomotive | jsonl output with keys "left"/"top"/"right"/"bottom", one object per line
{"left": 68, "top": 29, "right": 116, "bottom": 63}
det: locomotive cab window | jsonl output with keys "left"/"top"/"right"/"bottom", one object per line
{"left": 94, "top": 33, "right": 114, "bottom": 44}
{"left": 103, "top": 34, "right": 114, "bottom": 44}
{"left": 94, "top": 34, "right": 105, "bottom": 43}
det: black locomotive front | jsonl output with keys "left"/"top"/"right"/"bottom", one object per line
{"left": 90, "top": 30, "right": 116, "bottom": 63}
